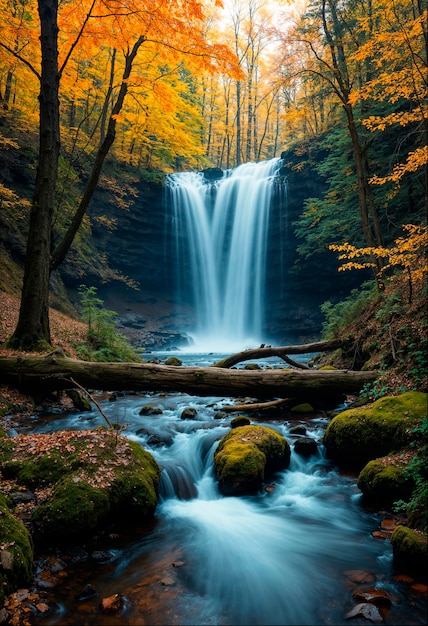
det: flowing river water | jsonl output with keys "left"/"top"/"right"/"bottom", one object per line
{"left": 21, "top": 352, "right": 427, "bottom": 626}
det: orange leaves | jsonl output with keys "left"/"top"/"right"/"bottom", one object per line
{"left": 330, "top": 225, "right": 428, "bottom": 288}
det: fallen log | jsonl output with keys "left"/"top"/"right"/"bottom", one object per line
{"left": 212, "top": 338, "right": 349, "bottom": 368}
{"left": 0, "top": 352, "right": 378, "bottom": 399}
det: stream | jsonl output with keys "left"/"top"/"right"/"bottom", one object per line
{"left": 23, "top": 352, "right": 427, "bottom": 625}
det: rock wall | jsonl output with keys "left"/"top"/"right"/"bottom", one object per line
{"left": 62, "top": 155, "right": 364, "bottom": 349}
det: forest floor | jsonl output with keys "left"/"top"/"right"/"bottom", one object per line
{"left": 0, "top": 292, "right": 87, "bottom": 426}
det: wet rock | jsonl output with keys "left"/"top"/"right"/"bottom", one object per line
{"left": 390, "top": 526, "right": 428, "bottom": 574}
{"left": 289, "top": 425, "right": 307, "bottom": 435}
{"left": 344, "top": 570, "right": 376, "bottom": 584}
{"left": 164, "top": 357, "right": 182, "bottom": 366}
{"left": 214, "top": 411, "right": 227, "bottom": 420}
{"left": 244, "top": 363, "right": 261, "bottom": 370}
{"left": 180, "top": 407, "right": 197, "bottom": 420}
{"left": 65, "top": 389, "right": 92, "bottom": 411}
{"left": 323, "top": 391, "right": 427, "bottom": 470}
{"left": 214, "top": 425, "right": 291, "bottom": 495}
{"left": 100, "top": 593, "right": 123, "bottom": 613}
{"left": 160, "top": 577, "right": 176, "bottom": 586}
{"left": 91, "top": 550, "right": 116, "bottom": 563}
{"left": 231, "top": 416, "right": 251, "bottom": 428}
{"left": 293, "top": 437, "right": 318, "bottom": 458}
{"left": 291, "top": 403, "right": 314, "bottom": 413}
{"left": 139, "top": 405, "right": 163, "bottom": 415}
{"left": 345, "top": 602, "right": 384, "bottom": 622}
{"left": 77, "top": 584, "right": 97, "bottom": 601}
{"left": 352, "top": 587, "right": 392, "bottom": 606}
{"left": 147, "top": 434, "right": 163, "bottom": 446}
{"left": 11, "top": 490, "right": 36, "bottom": 505}
{"left": 357, "top": 456, "right": 413, "bottom": 506}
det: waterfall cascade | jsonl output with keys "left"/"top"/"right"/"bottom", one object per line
{"left": 167, "top": 158, "right": 285, "bottom": 351}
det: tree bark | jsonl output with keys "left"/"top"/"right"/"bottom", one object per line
{"left": 9, "top": 0, "right": 60, "bottom": 350}
{"left": 0, "top": 352, "right": 378, "bottom": 399}
{"left": 212, "top": 338, "right": 349, "bottom": 368}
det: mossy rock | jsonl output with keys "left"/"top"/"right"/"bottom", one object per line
{"left": 31, "top": 476, "right": 110, "bottom": 539}
{"left": 291, "top": 403, "right": 314, "bottom": 413}
{"left": 390, "top": 525, "right": 428, "bottom": 574}
{"left": 231, "top": 416, "right": 251, "bottom": 428}
{"left": 323, "top": 392, "right": 427, "bottom": 470}
{"left": 164, "top": 357, "right": 182, "bottom": 366}
{"left": 214, "top": 425, "right": 290, "bottom": 495}
{"left": 357, "top": 455, "right": 414, "bottom": 506}
{"left": 1, "top": 429, "right": 160, "bottom": 542}
{"left": 0, "top": 493, "right": 35, "bottom": 608}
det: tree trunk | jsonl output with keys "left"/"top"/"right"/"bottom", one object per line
{"left": 9, "top": 0, "right": 60, "bottom": 350}
{"left": 0, "top": 352, "right": 378, "bottom": 399}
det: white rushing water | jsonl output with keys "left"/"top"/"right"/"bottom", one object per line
{"left": 167, "top": 159, "right": 285, "bottom": 352}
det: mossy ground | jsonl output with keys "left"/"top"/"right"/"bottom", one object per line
{"left": 0, "top": 493, "right": 34, "bottom": 607}
{"left": 0, "top": 428, "right": 160, "bottom": 541}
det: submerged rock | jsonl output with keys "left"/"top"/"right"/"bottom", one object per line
{"left": 214, "top": 425, "right": 290, "bottom": 495}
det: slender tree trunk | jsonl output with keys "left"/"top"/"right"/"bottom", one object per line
{"left": 9, "top": 0, "right": 60, "bottom": 350}
{"left": 50, "top": 36, "right": 145, "bottom": 272}
{"left": 99, "top": 48, "right": 116, "bottom": 145}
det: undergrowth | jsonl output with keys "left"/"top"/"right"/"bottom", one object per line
{"left": 320, "top": 273, "right": 427, "bottom": 396}
{"left": 73, "top": 285, "right": 141, "bottom": 363}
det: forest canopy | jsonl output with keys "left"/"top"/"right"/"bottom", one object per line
{"left": 0, "top": 0, "right": 426, "bottom": 350}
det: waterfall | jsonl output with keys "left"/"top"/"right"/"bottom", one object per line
{"left": 167, "top": 158, "right": 285, "bottom": 352}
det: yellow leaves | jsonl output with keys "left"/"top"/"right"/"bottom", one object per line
{"left": 330, "top": 224, "right": 428, "bottom": 287}
{"left": 369, "top": 147, "right": 428, "bottom": 186}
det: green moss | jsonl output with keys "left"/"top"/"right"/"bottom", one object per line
{"left": 1, "top": 430, "right": 161, "bottom": 542}
{"left": 214, "top": 426, "right": 290, "bottom": 495}
{"left": 357, "top": 456, "right": 414, "bottom": 505}
{"left": 0, "top": 493, "right": 35, "bottom": 607}
{"left": 164, "top": 357, "right": 182, "bottom": 366}
{"left": 32, "top": 477, "right": 110, "bottom": 539}
{"left": 390, "top": 525, "right": 428, "bottom": 573}
{"left": 291, "top": 403, "right": 314, "bottom": 413}
{"left": 2, "top": 450, "right": 70, "bottom": 487}
{"left": 323, "top": 391, "right": 427, "bottom": 470}
{"left": 107, "top": 441, "right": 160, "bottom": 516}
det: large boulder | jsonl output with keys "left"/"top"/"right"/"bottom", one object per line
{"left": 323, "top": 392, "right": 427, "bottom": 470}
{"left": 357, "top": 454, "right": 414, "bottom": 506}
{"left": 390, "top": 526, "right": 428, "bottom": 574}
{"left": 0, "top": 429, "right": 160, "bottom": 541}
{"left": 214, "top": 425, "right": 290, "bottom": 495}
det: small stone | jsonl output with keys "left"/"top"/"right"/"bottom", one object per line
{"left": 411, "top": 583, "right": 428, "bottom": 596}
{"left": 372, "top": 531, "right": 390, "bottom": 540}
{"left": 160, "top": 577, "right": 175, "bottom": 586}
{"left": 345, "top": 603, "right": 383, "bottom": 622}
{"left": 77, "top": 584, "right": 97, "bottom": 601}
{"left": 172, "top": 561, "right": 184, "bottom": 568}
{"left": 344, "top": 570, "right": 376, "bottom": 584}
{"left": 100, "top": 593, "right": 123, "bottom": 613}
{"left": 352, "top": 587, "right": 391, "bottom": 606}
{"left": 35, "top": 603, "right": 50, "bottom": 614}
{"left": 15, "top": 589, "right": 29, "bottom": 602}
{"left": 180, "top": 407, "right": 197, "bottom": 420}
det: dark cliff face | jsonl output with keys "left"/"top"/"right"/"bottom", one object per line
{"left": 61, "top": 157, "right": 363, "bottom": 348}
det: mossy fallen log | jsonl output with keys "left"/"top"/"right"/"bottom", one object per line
{"left": 0, "top": 351, "right": 378, "bottom": 399}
